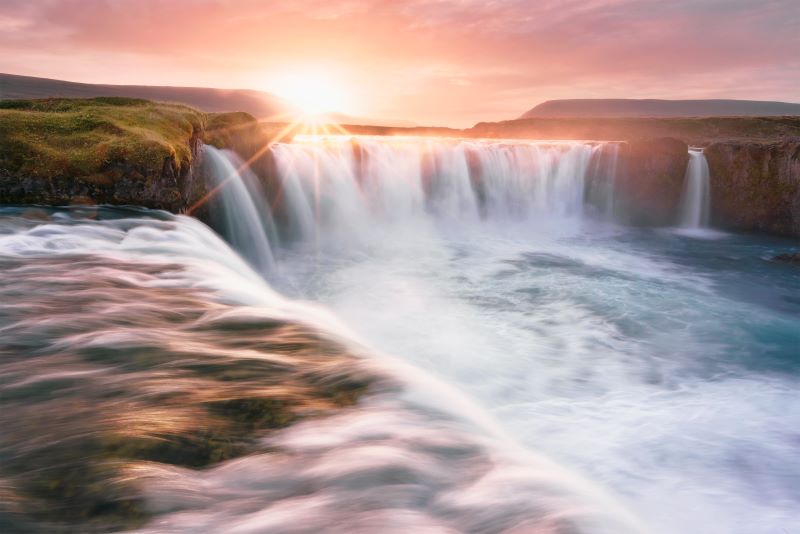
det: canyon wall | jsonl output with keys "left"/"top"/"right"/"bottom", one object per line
{"left": 615, "top": 138, "right": 690, "bottom": 226}
{"left": 612, "top": 138, "right": 800, "bottom": 236}
{"left": 0, "top": 98, "right": 799, "bottom": 237}
{"left": 705, "top": 141, "right": 800, "bottom": 236}
{"left": 0, "top": 129, "right": 205, "bottom": 213}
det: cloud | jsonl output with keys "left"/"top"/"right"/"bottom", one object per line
{"left": 0, "top": 0, "right": 797, "bottom": 126}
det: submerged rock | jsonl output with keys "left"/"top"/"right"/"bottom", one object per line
{"left": 0, "top": 253, "right": 375, "bottom": 532}
{"left": 773, "top": 251, "right": 800, "bottom": 264}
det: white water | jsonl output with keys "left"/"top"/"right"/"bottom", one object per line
{"left": 204, "top": 146, "right": 276, "bottom": 274}
{"left": 0, "top": 207, "right": 644, "bottom": 534}
{"left": 258, "top": 136, "right": 618, "bottom": 250}
{"left": 678, "top": 149, "right": 711, "bottom": 229}
{"left": 198, "top": 137, "right": 800, "bottom": 534}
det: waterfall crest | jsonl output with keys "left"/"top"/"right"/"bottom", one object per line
{"left": 202, "top": 145, "right": 276, "bottom": 273}
{"left": 679, "top": 149, "right": 711, "bottom": 228}
{"left": 203, "top": 137, "right": 623, "bottom": 269}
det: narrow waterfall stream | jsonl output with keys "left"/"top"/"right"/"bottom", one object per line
{"left": 678, "top": 148, "right": 712, "bottom": 229}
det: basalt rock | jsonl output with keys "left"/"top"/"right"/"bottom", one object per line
{"left": 773, "top": 251, "right": 800, "bottom": 264}
{"left": 0, "top": 133, "right": 204, "bottom": 212}
{"left": 0, "top": 98, "right": 209, "bottom": 213}
{"left": 705, "top": 141, "right": 800, "bottom": 236}
{"left": 615, "top": 137, "right": 690, "bottom": 226}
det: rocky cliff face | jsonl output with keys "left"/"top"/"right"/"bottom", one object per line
{"left": 615, "top": 137, "right": 690, "bottom": 226}
{"left": 0, "top": 125, "right": 205, "bottom": 212}
{"left": 2, "top": 98, "right": 799, "bottom": 238}
{"left": 705, "top": 141, "right": 800, "bottom": 236}
{"left": 0, "top": 98, "right": 211, "bottom": 212}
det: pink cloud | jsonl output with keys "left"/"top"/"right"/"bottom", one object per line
{"left": 1, "top": 0, "right": 798, "bottom": 126}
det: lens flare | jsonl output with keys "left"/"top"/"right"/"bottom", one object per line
{"left": 271, "top": 71, "right": 349, "bottom": 116}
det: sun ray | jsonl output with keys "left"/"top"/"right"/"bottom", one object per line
{"left": 187, "top": 119, "right": 301, "bottom": 216}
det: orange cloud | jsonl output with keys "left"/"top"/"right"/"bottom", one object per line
{"left": 1, "top": 0, "right": 798, "bottom": 126}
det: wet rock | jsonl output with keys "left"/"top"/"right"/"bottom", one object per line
{"left": 616, "top": 137, "right": 690, "bottom": 226}
{"left": 773, "top": 251, "right": 800, "bottom": 264}
{"left": 0, "top": 98, "right": 209, "bottom": 213}
{"left": 705, "top": 141, "right": 800, "bottom": 236}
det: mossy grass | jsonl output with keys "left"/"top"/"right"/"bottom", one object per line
{"left": 0, "top": 97, "right": 204, "bottom": 180}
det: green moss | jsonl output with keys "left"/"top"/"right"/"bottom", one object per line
{"left": 204, "top": 111, "right": 260, "bottom": 149}
{"left": 208, "top": 398, "right": 296, "bottom": 431}
{"left": 0, "top": 98, "right": 203, "bottom": 180}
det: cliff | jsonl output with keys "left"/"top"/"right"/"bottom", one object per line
{"left": 520, "top": 99, "right": 800, "bottom": 119}
{"left": 464, "top": 116, "right": 800, "bottom": 145}
{"left": 0, "top": 98, "right": 297, "bottom": 215}
{"left": 705, "top": 141, "right": 800, "bottom": 236}
{"left": 0, "top": 98, "right": 208, "bottom": 211}
{"left": 1, "top": 97, "right": 799, "bottom": 237}
{"left": 615, "top": 138, "right": 690, "bottom": 226}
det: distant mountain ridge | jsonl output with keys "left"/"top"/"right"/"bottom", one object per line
{"left": 0, "top": 72, "right": 296, "bottom": 119}
{"left": 0, "top": 73, "right": 416, "bottom": 127}
{"left": 521, "top": 99, "right": 800, "bottom": 119}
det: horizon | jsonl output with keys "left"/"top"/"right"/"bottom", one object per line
{"left": 1, "top": 0, "right": 799, "bottom": 127}
{"left": 2, "top": 3, "right": 800, "bottom": 533}
{"left": 5, "top": 70, "right": 800, "bottom": 128}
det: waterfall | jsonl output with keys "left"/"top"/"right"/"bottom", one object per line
{"left": 203, "top": 137, "right": 622, "bottom": 268}
{"left": 585, "top": 143, "right": 620, "bottom": 219}
{"left": 270, "top": 137, "right": 616, "bottom": 239}
{"left": 202, "top": 145, "right": 276, "bottom": 273}
{"left": 679, "top": 149, "right": 711, "bottom": 228}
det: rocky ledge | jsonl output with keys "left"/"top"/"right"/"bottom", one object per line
{"left": 774, "top": 251, "right": 800, "bottom": 264}
{"left": 705, "top": 141, "right": 800, "bottom": 236}
{"left": 1, "top": 98, "right": 799, "bottom": 237}
{"left": 0, "top": 98, "right": 285, "bottom": 214}
{"left": 615, "top": 137, "right": 690, "bottom": 226}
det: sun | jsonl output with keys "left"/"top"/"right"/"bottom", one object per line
{"left": 271, "top": 71, "right": 349, "bottom": 116}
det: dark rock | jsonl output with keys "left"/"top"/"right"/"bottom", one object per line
{"left": 773, "top": 251, "right": 800, "bottom": 264}
{"left": 615, "top": 137, "right": 690, "bottom": 226}
{"left": 705, "top": 141, "right": 800, "bottom": 236}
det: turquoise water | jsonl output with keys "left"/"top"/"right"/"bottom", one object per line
{"left": 3, "top": 133, "right": 799, "bottom": 533}
{"left": 275, "top": 222, "right": 800, "bottom": 534}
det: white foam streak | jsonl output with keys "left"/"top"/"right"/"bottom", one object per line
{"left": 678, "top": 149, "right": 711, "bottom": 229}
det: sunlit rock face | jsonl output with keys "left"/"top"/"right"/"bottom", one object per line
{"left": 705, "top": 141, "right": 800, "bottom": 236}
{"left": 614, "top": 137, "right": 690, "bottom": 226}
{"left": 0, "top": 99, "right": 209, "bottom": 212}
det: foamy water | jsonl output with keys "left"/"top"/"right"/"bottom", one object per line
{"left": 258, "top": 137, "right": 800, "bottom": 534}
{"left": 1, "top": 135, "right": 798, "bottom": 533}
{"left": 0, "top": 207, "right": 643, "bottom": 533}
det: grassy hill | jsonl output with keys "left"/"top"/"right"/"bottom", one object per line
{"left": 521, "top": 98, "right": 800, "bottom": 119}
{"left": 1, "top": 73, "right": 294, "bottom": 120}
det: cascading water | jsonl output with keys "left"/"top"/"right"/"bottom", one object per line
{"left": 254, "top": 136, "right": 617, "bottom": 252}
{"left": 198, "top": 135, "right": 799, "bottom": 534}
{"left": 6, "top": 136, "right": 792, "bottom": 533}
{"left": 203, "top": 136, "right": 621, "bottom": 267}
{"left": 585, "top": 142, "right": 620, "bottom": 219}
{"left": 678, "top": 148, "right": 711, "bottom": 228}
{"left": 203, "top": 145, "right": 277, "bottom": 273}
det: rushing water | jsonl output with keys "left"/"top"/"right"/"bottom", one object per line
{"left": 219, "top": 136, "right": 799, "bottom": 534}
{"left": 678, "top": 149, "right": 711, "bottom": 229}
{"left": 1, "top": 136, "right": 798, "bottom": 533}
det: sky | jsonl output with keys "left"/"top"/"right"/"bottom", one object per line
{"left": 1, "top": 0, "right": 799, "bottom": 127}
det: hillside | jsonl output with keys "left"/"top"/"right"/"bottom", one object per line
{"left": 521, "top": 99, "right": 800, "bottom": 119}
{"left": 0, "top": 73, "right": 295, "bottom": 120}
